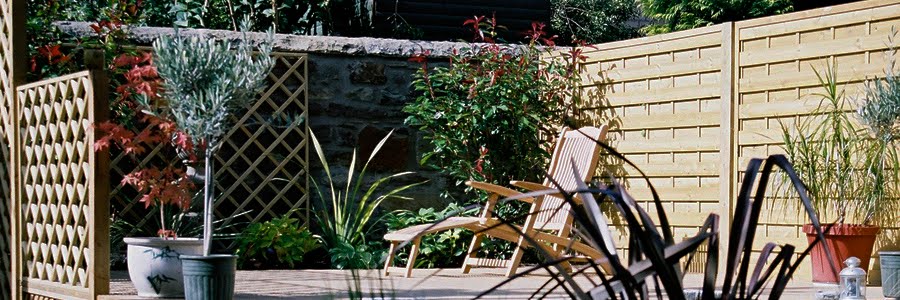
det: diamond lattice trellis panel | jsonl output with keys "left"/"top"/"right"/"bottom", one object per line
{"left": 0, "top": 139, "right": 10, "bottom": 299}
{"left": 1, "top": 0, "right": 15, "bottom": 297}
{"left": 214, "top": 53, "right": 309, "bottom": 239}
{"left": 14, "top": 71, "right": 108, "bottom": 299}
{"left": 108, "top": 52, "right": 309, "bottom": 248}
{"left": 107, "top": 128, "right": 173, "bottom": 234}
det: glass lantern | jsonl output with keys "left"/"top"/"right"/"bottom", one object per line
{"left": 839, "top": 256, "right": 866, "bottom": 300}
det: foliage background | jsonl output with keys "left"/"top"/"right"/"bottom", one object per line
{"left": 550, "top": 0, "right": 640, "bottom": 44}
{"left": 639, "top": 0, "right": 794, "bottom": 35}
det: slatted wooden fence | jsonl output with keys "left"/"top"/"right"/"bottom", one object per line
{"left": 108, "top": 52, "right": 309, "bottom": 249}
{"left": 578, "top": 23, "right": 731, "bottom": 265}
{"left": 732, "top": 0, "right": 900, "bottom": 280}
{"left": 574, "top": 0, "right": 900, "bottom": 280}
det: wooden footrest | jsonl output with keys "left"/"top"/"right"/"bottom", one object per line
{"left": 465, "top": 258, "right": 510, "bottom": 268}
{"left": 384, "top": 217, "right": 481, "bottom": 241}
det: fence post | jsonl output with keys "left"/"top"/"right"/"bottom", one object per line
{"left": 718, "top": 21, "right": 737, "bottom": 279}
{"left": 85, "top": 49, "right": 110, "bottom": 299}
{"left": 6, "top": 0, "right": 28, "bottom": 299}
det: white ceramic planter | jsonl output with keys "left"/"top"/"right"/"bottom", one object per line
{"left": 125, "top": 237, "right": 203, "bottom": 298}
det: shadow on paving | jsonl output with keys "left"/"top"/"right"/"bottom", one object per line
{"left": 108, "top": 269, "right": 886, "bottom": 299}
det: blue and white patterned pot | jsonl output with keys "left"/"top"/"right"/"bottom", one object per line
{"left": 125, "top": 237, "right": 203, "bottom": 298}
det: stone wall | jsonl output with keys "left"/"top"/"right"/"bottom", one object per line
{"left": 306, "top": 53, "right": 453, "bottom": 211}
{"left": 56, "top": 22, "right": 467, "bottom": 212}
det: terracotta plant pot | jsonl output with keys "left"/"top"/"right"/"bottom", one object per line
{"left": 802, "top": 223, "right": 880, "bottom": 284}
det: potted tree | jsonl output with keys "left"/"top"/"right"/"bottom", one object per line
{"left": 96, "top": 53, "right": 203, "bottom": 298}
{"left": 856, "top": 32, "right": 900, "bottom": 296}
{"left": 149, "top": 22, "right": 274, "bottom": 299}
{"left": 781, "top": 65, "right": 879, "bottom": 284}
{"left": 782, "top": 62, "right": 896, "bottom": 284}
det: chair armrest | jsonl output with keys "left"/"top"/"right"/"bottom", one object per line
{"left": 465, "top": 181, "right": 534, "bottom": 204}
{"left": 510, "top": 180, "right": 585, "bottom": 205}
{"left": 509, "top": 180, "right": 546, "bottom": 191}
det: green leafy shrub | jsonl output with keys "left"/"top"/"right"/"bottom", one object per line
{"left": 640, "top": 0, "right": 793, "bottom": 35}
{"left": 403, "top": 18, "right": 590, "bottom": 262}
{"left": 138, "top": 0, "right": 370, "bottom": 36}
{"left": 383, "top": 203, "right": 473, "bottom": 268}
{"left": 550, "top": 0, "right": 639, "bottom": 44}
{"left": 327, "top": 240, "right": 382, "bottom": 270}
{"left": 310, "top": 129, "right": 425, "bottom": 269}
{"left": 404, "top": 18, "right": 587, "bottom": 205}
{"left": 235, "top": 212, "right": 321, "bottom": 269}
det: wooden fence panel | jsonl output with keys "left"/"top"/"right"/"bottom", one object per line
{"left": 1, "top": 6, "right": 12, "bottom": 299}
{"left": 108, "top": 52, "right": 309, "bottom": 249}
{"left": 14, "top": 69, "right": 109, "bottom": 299}
{"left": 579, "top": 25, "right": 729, "bottom": 265}
{"left": 572, "top": 0, "right": 900, "bottom": 280}
{"left": 733, "top": 0, "right": 900, "bottom": 280}
{"left": 2, "top": 0, "right": 26, "bottom": 298}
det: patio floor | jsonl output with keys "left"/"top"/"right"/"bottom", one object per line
{"left": 102, "top": 268, "right": 889, "bottom": 299}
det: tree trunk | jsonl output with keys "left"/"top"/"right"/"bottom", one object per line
{"left": 202, "top": 149, "right": 215, "bottom": 256}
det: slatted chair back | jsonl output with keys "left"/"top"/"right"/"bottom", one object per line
{"left": 533, "top": 126, "right": 608, "bottom": 231}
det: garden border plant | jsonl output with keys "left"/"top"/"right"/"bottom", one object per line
{"left": 383, "top": 203, "right": 474, "bottom": 268}
{"left": 405, "top": 16, "right": 588, "bottom": 192}
{"left": 309, "top": 129, "right": 425, "bottom": 269}
{"left": 234, "top": 210, "right": 321, "bottom": 269}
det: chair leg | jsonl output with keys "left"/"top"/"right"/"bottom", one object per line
{"left": 384, "top": 241, "right": 397, "bottom": 276}
{"left": 555, "top": 227, "right": 574, "bottom": 272}
{"left": 505, "top": 238, "right": 527, "bottom": 277}
{"left": 461, "top": 232, "right": 485, "bottom": 274}
{"left": 405, "top": 238, "right": 421, "bottom": 278}
{"left": 547, "top": 244, "right": 573, "bottom": 272}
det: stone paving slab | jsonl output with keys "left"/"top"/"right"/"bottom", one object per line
{"left": 103, "top": 269, "right": 889, "bottom": 299}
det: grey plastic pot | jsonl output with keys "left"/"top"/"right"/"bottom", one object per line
{"left": 881, "top": 251, "right": 900, "bottom": 298}
{"left": 180, "top": 254, "right": 237, "bottom": 300}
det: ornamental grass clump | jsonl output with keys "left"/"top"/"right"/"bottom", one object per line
{"left": 780, "top": 30, "right": 900, "bottom": 226}
{"left": 779, "top": 65, "right": 869, "bottom": 224}
{"left": 150, "top": 20, "right": 275, "bottom": 255}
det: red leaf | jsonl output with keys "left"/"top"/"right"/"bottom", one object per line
{"left": 157, "top": 229, "right": 176, "bottom": 238}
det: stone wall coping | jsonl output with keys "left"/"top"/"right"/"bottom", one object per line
{"left": 55, "top": 21, "right": 532, "bottom": 58}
